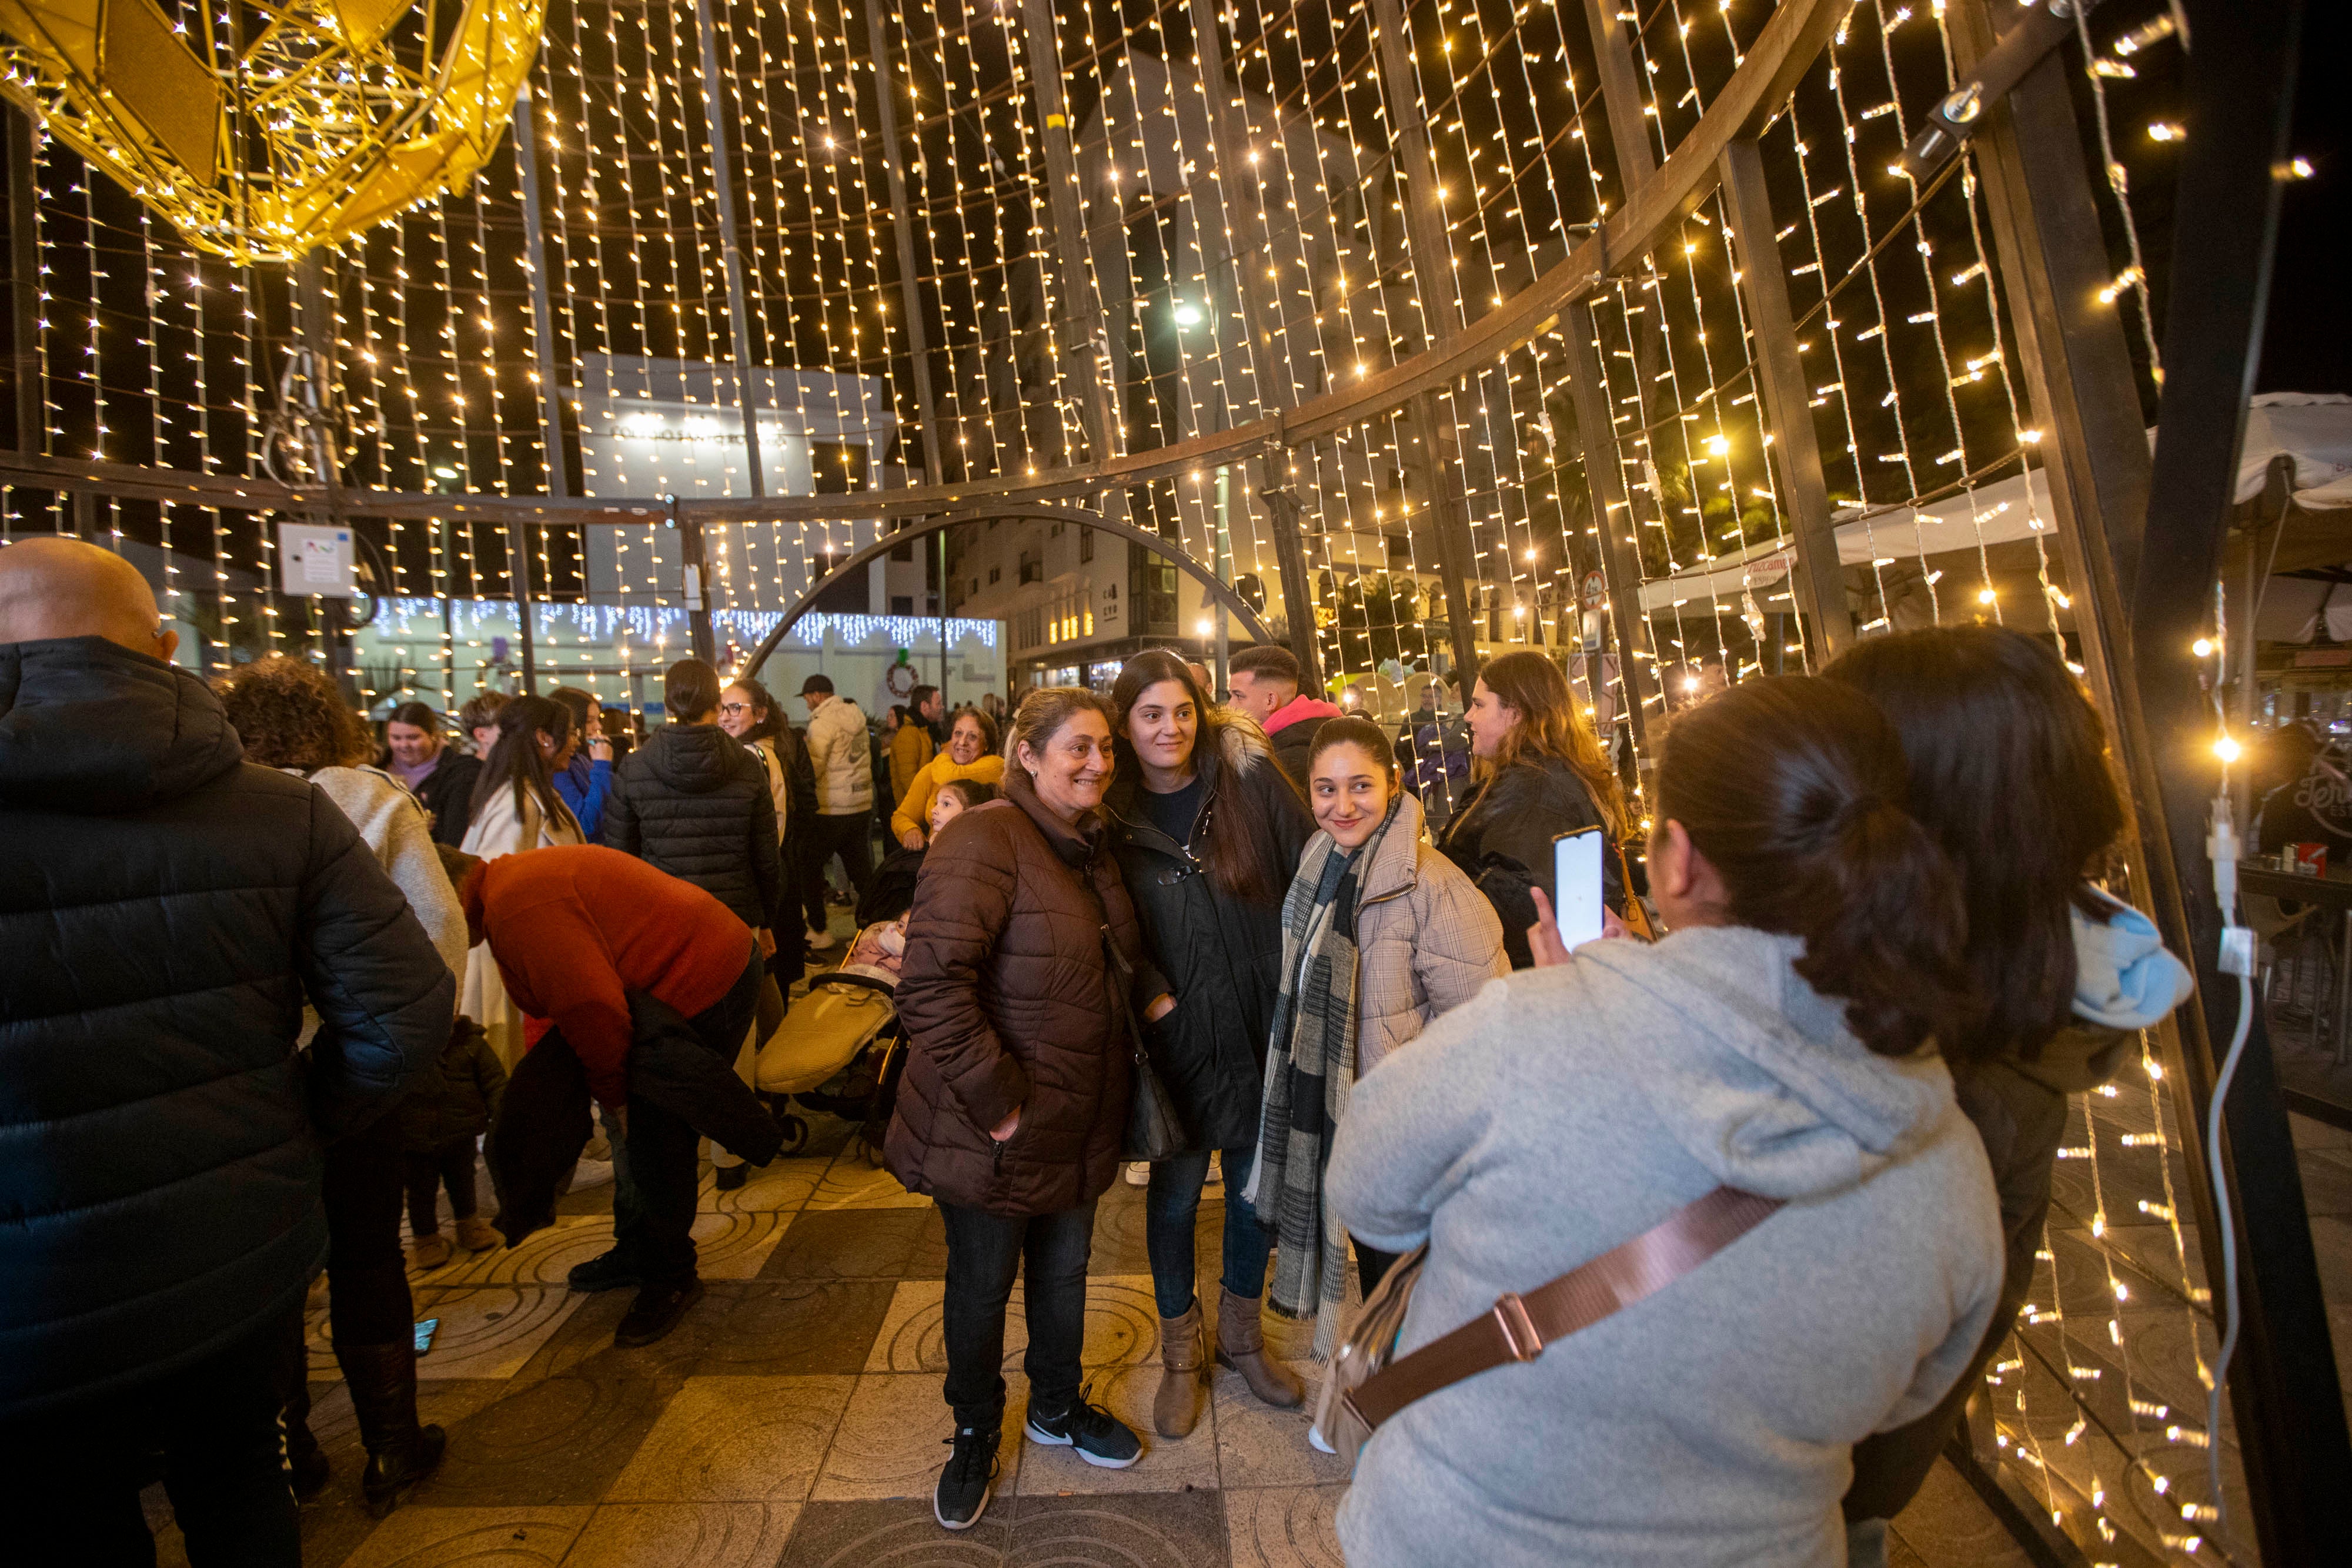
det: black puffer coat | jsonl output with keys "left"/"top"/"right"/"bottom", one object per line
{"left": 410, "top": 749, "right": 483, "bottom": 846}
{"left": 380, "top": 1017, "right": 507, "bottom": 1154}
{"left": 1440, "top": 754, "right": 1620, "bottom": 969}
{"left": 1103, "top": 718, "right": 1313, "bottom": 1150}
{"left": 602, "top": 721, "right": 783, "bottom": 931}
{"left": 0, "top": 637, "right": 453, "bottom": 1418}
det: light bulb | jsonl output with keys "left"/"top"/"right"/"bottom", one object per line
{"left": 2191, "top": 638, "right": 2213, "bottom": 657}
{"left": 1173, "top": 302, "right": 1202, "bottom": 327}
{"left": 2213, "top": 735, "right": 2241, "bottom": 764}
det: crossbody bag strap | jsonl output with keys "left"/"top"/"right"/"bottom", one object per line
{"left": 1343, "top": 1185, "right": 1782, "bottom": 1431}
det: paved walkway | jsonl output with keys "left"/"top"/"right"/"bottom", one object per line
{"left": 136, "top": 1105, "right": 2030, "bottom": 1567}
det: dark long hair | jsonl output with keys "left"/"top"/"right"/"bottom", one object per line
{"left": 1472, "top": 650, "right": 1625, "bottom": 837}
{"left": 1826, "top": 626, "right": 2126, "bottom": 1067}
{"left": 726, "top": 676, "right": 785, "bottom": 743}
{"left": 469, "top": 694, "right": 579, "bottom": 833}
{"left": 1110, "top": 648, "right": 1299, "bottom": 905}
{"left": 1656, "top": 676, "right": 1975, "bottom": 1060}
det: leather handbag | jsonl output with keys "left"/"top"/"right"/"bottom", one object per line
{"left": 1075, "top": 875, "right": 1192, "bottom": 1162}
{"left": 1312, "top": 1185, "right": 1781, "bottom": 1466}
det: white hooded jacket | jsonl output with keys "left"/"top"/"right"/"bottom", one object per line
{"left": 804, "top": 694, "right": 873, "bottom": 815}
{"left": 1328, "top": 924, "right": 2003, "bottom": 1568}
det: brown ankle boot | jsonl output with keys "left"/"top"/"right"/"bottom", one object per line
{"left": 1152, "top": 1300, "right": 1210, "bottom": 1437}
{"left": 1214, "top": 1288, "right": 1304, "bottom": 1408}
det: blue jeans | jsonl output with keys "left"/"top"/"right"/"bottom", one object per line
{"left": 1145, "top": 1144, "right": 1270, "bottom": 1319}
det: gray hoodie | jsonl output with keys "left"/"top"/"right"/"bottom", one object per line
{"left": 1328, "top": 925, "right": 2003, "bottom": 1568}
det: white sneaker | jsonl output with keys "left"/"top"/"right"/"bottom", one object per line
{"left": 1308, "top": 1423, "right": 1336, "bottom": 1455}
{"left": 804, "top": 926, "right": 837, "bottom": 951}
{"left": 1123, "top": 1161, "right": 1151, "bottom": 1186}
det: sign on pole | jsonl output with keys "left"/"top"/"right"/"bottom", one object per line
{"left": 277, "top": 522, "right": 355, "bottom": 597}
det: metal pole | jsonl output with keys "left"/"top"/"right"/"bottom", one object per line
{"left": 2120, "top": 1, "right": 2348, "bottom": 1557}
{"left": 512, "top": 81, "right": 571, "bottom": 501}
{"left": 673, "top": 493, "right": 716, "bottom": 666}
{"left": 1016, "top": 0, "right": 1130, "bottom": 533}
{"left": 1717, "top": 137, "right": 1854, "bottom": 657}
{"left": 938, "top": 530, "right": 950, "bottom": 703}
{"left": 864, "top": 0, "right": 946, "bottom": 480}
{"left": 1187, "top": 0, "right": 1322, "bottom": 673}
{"left": 1563, "top": 298, "right": 1652, "bottom": 768}
{"left": 692, "top": 0, "right": 767, "bottom": 497}
{"left": 7, "top": 107, "right": 40, "bottom": 459}
{"left": 1256, "top": 452, "right": 1323, "bottom": 690}
{"left": 1365, "top": 0, "right": 1482, "bottom": 687}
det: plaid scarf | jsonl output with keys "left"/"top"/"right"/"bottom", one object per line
{"left": 1247, "top": 798, "right": 1402, "bottom": 1358}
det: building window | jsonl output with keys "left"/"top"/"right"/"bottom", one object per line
{"left": 812, "top": 440, "right": 868, "bottom": 494}
{"left": 891, "top": 595, "right": 914, "bottom": 615}
{"left": 1079, "top": 525, "right": 1094, "bottom": 563}
{"left": 969, "top": 577, "right": 980, "bottom": 597}
{"left": 989, "top": 566, "right": 1001, "bottom": 584}
{"left": 890, "top": 539, "right": 914, "bottom": 563}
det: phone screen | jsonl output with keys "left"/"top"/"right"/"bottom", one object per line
{"left": 413, "top": 1318, "right": 439, "bottom": 1355}
{"left": 1551, "top": 828, "right": 1606, "bottom": 950}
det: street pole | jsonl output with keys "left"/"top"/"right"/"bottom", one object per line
{"left": 693, "top": 0, "right": 769, "bottom": 497}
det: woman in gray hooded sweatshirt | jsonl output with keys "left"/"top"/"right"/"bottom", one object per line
{"left": 1326, "top": 676, "right": 2004, "bottom": 1568}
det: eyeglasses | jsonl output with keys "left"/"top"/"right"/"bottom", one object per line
{"left": 719, "top": 702, "right": 751, "bottom": 716}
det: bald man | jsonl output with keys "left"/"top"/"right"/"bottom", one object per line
{"left": 0, "top": 537, "right": 455, "bottom": 1561}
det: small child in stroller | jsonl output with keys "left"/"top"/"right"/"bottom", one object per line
{"left": 751, "top": 778, "right": 1000, "bottom": 1158}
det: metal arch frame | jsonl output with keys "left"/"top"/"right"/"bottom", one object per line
{"left": 736, "top": 506, "right": 1276, "bottom": 684}
{"left": 0, "top": 0, "right": 1840, "bottom": 533}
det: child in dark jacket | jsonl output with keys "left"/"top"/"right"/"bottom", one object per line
{"left": 396, "top": 1017, "right": 508, "bottom": 1269}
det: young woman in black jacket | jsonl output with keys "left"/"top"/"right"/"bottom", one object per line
{"left": 1101, "top": 650, "right": 1315, "bottom": 1438}
{"left": 1441, "top": 650, "right": 1631, "bottom": 967}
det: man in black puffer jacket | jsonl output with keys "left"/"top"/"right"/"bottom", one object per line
{"left": 603, "top": 657, "right": 784, "bottom": 935}
{"left": 0, "top": 539, "right": 453, "bottom": 1564}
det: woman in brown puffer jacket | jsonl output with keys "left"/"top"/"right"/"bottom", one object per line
{"left": 886, "top": 686, "right": 1175, "bottom": 1531}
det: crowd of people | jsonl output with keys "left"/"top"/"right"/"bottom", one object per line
{"left": 0, "top": 533, "right": 2194, "bottom": 1566}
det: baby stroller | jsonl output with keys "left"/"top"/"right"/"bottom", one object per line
{"left": 752, "top": 925, "right": 909, "bottom": 1158}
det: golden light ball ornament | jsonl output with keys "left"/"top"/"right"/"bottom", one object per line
{"left": 0, "top": 0, "right": 546, "bottom": 265}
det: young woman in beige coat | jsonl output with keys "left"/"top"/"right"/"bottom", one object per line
{"left": 1248, "top": 714, "right": 1505, "bottom": 1366}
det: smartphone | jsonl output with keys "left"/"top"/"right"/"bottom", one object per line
{"left": 413, "top": 1318, "right": 439, "bottom": 1355}
{"left": 1551, "top": 827, "right": 1606, "bottom": 950}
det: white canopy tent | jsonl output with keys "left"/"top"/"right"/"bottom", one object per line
{"left": 1639, "top": 394, "right": 2352, "bottom": 616}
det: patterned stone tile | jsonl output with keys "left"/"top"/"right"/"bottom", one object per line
{"left": 1015, "top": 1361, "right": 1215, "bottom": 1496}
{"left": 344, "top": 1286, "right": 587, "bottom": 1381}
{"left": 1210, "top": 1365, "right": 1349, "bottom": 1491}
{"left": 760, "top": 1207, "right": 941, "bottom": 1281}
{"left": 418, "top": 1216, "right": 622, "bottom": 1289}
{"left": 778, "top": 1497, "right": 1011, "bottom": 1565}
{"left": 1006, "top": 1489, "right": 1231, "bottom": 1567}
{"left": 510, "top": 1282, "right": 736, "bottom": 1385}
{"left": 684, "top": 1207, "right": 793, "bottom": 1279}
{"left": 290, "top": 1378, "right": 514, "bottom": 1523}
{"left": 708, "top": 1155, "right": 834, "bottom": 1215}
{"left": 1088, "top": 1181, "right": 1224, "bottom": 1281}
{"left": 806, "top": 1149, "right": 931, "bottom": 1211}
{"left": 1888, "top": 1460, "right": 2035, "bottom": 1568}
{"left": 863, "top": 1276, "right": 1161, "bottom": 1375}
{"left": 560, "top": 1502, "right": 802, "bottom": 1567}
{"left": 1221, "top": 1485, "right": 1347, "bottom": 1568}
{"left": 606, "top": 1375, "right": 855, "bottom": 1503}
{"left": 812, "top": 1372, "right": 1028, "bottom": 1502}
{"left": 336, "top": 1506, "right": 592, "bottom": 1566}
{"left": 422, "top": 1370, "right": 681, "bottom": 1507}
{"left": 692, "top": 1278, "right": 898, "bottom": 1378}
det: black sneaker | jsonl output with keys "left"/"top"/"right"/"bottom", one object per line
{"left": 614, "top": 1281, "right": 704, "bottom": 1347}
{"left": 933, "top": 1423, "right": 1000, "bottom": 1530}
{"left": 566, "top": 1248, "right": 640, "bottom": 1294}
{"left": 1024, "top": 1389, "right": 1142, "bottom": 1469}
{"left": 713, "top": 1164, "right": 748, "bottom": 1192}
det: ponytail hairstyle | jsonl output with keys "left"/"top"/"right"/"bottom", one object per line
{"left": 469, "top": 693, "right": 580, "bottom": 834}
{"left": 1655, "top": 676, "right": 1975, "bottom": 1059}
{"left": 1826, "top": 625, "right": 2125, "bottom": 1068}
{"left": 1111, "top": 647, "right": 1299, "bottom": 904}
{"left": 1472, "top": 650, "right": 1626, "bottom": 837}
{"left": 1308, "top": 714, "right": 1399, "bottom": 782}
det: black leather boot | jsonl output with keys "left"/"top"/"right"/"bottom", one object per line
{"left": 336, "top": 1339, "right": 447, "bottom": 1517}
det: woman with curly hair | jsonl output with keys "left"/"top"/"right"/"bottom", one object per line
{"left": 213, "top": 656, "right": 466, "bottom": 1514}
